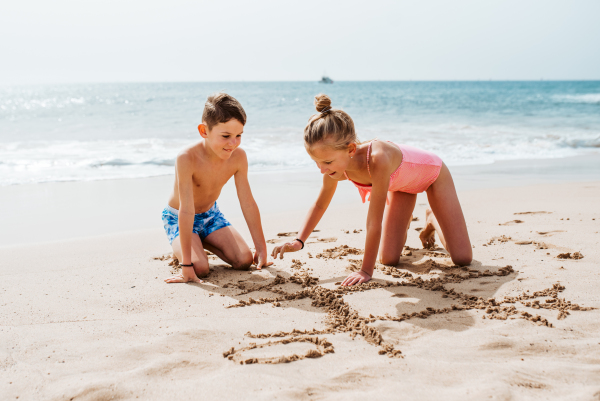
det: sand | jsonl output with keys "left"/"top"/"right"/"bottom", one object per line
{"left": 1, "top": 162, "right": 600, "bottom": 400}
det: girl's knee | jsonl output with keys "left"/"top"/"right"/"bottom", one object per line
{"left": 451, "top": 250, "right": 472, "bottom": 266}
{"left": 379, "top": 252, "right": 400, "bottom": 266}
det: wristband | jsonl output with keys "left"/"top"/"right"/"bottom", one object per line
{"left": 360, "top": 270, "right": 372, "bottom": 278}
{"left": 179, "top": 263, "right": 194, "bottom": 267}
{"left": 294, "top": 238, "right": 304, "bottom": 250}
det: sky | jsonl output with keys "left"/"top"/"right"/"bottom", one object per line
{"left": 1, "top": 0, "right": 599, "bottom": 84}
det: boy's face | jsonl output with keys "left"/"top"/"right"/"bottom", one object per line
{"left": 307, "top": 140, "right": 356, "bottom": 180}
{"left": 199, "top": 119, "right": 244, "bottom": 160}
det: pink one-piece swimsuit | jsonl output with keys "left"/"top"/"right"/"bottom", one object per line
{"left": 343, "top": 140, "right": 443, "bottom": 203}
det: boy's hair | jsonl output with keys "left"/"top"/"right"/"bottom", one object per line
{"left": 202, "top": 92, "right": 247, "bottom": 129}
{"left": 304, "top": 93, "right": 357, "bottom": 151}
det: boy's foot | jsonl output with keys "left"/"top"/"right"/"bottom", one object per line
{"left": 419, "top": 208, "right": 436, "bottom": 250}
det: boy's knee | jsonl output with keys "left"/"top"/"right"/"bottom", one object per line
{"left": 232, "top": 252, "right": 254, "bottom": 270}
{"left": 195, "top": 263, "right": 210, "bottom": 277}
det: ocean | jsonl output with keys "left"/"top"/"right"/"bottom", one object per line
{"left": 0, "top": 81, "right": 598, "bottom": 186}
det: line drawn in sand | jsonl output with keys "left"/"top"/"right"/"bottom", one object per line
{"left": 213, "top": 247, "right": 594, "bottom": 365}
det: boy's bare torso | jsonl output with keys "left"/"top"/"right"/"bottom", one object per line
{"left": 167, "top": 142, "right": 241, "bottom": 214}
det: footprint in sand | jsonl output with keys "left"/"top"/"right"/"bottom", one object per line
{"left": 499, "top": 220, "right": 524, "bottom": 226}
{"left": 536, "top": 230, "right": 565, "bottom": 236}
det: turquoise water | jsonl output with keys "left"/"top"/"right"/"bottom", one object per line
{"left": 0, "top": 81, "right": 598, "bottom": 185}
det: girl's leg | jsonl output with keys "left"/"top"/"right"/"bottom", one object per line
{"left": 421, "top": 163, "right": 472, "bottom": 266}
{"left": 202, "top": 226, "right": 254, "bottom": 270}
{"left": 171, "top": 234, "right": 210, "bottom": 277}
{"left": 379, "top": 191, "right": 417, "bottom": 265}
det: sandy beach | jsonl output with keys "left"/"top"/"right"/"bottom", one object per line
{"left": 1, "top": 156, "right": 600, "bottom": 400}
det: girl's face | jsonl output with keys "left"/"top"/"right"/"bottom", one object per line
{"left": 308, "top": 141, "right": 356, "bottom": 180}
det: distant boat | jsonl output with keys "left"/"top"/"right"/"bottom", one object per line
{"left": 320, "top": 76, "right": 334, "bottom": 84}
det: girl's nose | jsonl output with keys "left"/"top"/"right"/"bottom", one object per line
{"left": 319, "top": 165, "right": 328, "bottom": 174}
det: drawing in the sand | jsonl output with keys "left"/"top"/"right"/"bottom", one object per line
{"left": 156, "top": 230, "right": 593, "bottom": 365}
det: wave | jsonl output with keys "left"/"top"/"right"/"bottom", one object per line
{"left": 552, "top": 94, "right": 600, "bottom": 104}
{"left": 1, "top": 126, "right": 599, "bottom": 186}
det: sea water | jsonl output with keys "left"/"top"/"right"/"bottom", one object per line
{"left": 0, "top": 81, "right": 598, "bottom": 186}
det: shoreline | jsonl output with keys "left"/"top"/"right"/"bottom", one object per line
{"left": 1, "top": 153, "right": 599, "bottom": 248}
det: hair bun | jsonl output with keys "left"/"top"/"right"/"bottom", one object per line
{"left": 314, "top": 94, "right": 332, "bottom": 113}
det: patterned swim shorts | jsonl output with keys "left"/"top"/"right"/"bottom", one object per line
{"left": 161, "top": 202, "right": 231, "bottom": 245}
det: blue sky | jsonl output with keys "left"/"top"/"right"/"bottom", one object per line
{"left": 2, "top": 0, "right": 599, "bottom": 84}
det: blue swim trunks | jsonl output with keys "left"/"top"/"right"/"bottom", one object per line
{"left": 162, "top": 203, "right": 231, "bottom": 244}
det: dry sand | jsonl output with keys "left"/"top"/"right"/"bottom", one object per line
{"left": 1, "top": 175, "right": 600, "bottom": 400}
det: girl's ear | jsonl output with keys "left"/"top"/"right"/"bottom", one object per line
{"left": 198, "top": 124, "right": 208, "bottom": 138}
{"left": 348, "top": 142, "right": 357, "bottom": 158}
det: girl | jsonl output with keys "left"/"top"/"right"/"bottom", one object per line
{"left": 271, "top": 94, "right": 472, "bottom": 286}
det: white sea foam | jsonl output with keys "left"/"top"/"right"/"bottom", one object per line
{"left": 0, "top": 126, "right": 597, "bottom": 186}
{"left": 552, "top": 94, "right": 600, "bottom": 104}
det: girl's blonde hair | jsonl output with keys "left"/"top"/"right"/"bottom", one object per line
{"left": 304, "top": 94, "right": 358, "bottom": 150}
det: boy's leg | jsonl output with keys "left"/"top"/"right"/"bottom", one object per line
{"left": 170, "top": 234, "right": 210, "bottom": 277}
{"left": 202, "top": 225, "right": 254, "bottom": 270}
{"left": 423, "top": 163, "right": 472, "bottom": 266}
{"left": 378, "top": 191, "right": 417, "bottom": 266}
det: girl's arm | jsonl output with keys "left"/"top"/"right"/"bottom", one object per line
{"left": 271, "top": 174, "right": 338, "bottom": 259}
{"left": 341, "top": 150, "right": 391, "bottom": 286}
{"left": 233, "top": 149, "right": 273, "bottom": 269}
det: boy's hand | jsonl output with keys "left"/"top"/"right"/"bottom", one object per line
{"left": 341, "top": 271, "right": 371, "bottom": 286}
{"left": 164, "top": 266, "right": 203, "bottom": 284}
{"left": 253, "top": 249, "right": 274, "bottom": 270}
{"left": 271, "top": 240, "right": 303, "bottom": 259}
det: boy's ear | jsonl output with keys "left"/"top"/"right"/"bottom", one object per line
{"left": 198, "top": 124, "right": 208, "bottom": 138}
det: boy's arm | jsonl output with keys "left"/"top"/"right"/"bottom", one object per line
{"left": 176, "top": 154, "right": 199, "bottom": 281}
{"left": 272, "top": 174, "right": 338, "bottom": 259}
{"left": 233, "top": 150, "right": 271, "bottom": 269}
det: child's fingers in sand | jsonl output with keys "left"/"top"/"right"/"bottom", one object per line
{"left": 254, "top": 250, "right": 274, "bottom": 269}
{"left": 341, "top": 271, "right": 371, "bottom": 286}
{"left": 271, "top": 241, "right": 302, "bottom": 259}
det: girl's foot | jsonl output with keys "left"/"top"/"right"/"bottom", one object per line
{"left": 419, "top": 208, "right": 437, "bottom": 249}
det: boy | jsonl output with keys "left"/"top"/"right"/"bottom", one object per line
{"left": 162, "top": 92, "right": 272, "bottom": 283}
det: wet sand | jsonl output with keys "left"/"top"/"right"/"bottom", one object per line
{"left": 1, "top": 162, "right": 600, "bottom": 400}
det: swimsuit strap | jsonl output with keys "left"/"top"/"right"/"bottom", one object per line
{"left": 366, "top": 139, "right": 376, "bottom": 177}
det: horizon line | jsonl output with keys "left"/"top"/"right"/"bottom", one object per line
{"left": 3, "top": 79, "right": 600, "bottom": 86}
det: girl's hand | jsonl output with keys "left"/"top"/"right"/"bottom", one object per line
{"left": 253, "top": 249, "right": 274, "bottom": 270}
{"left": 164, "top": 266, "right": 203, "bottom": 283}
{"left": 341, "top": 270, "right": 371, "bottom": 286}
{"left": 271, "top": 240, "right": 303, "bottom": 259}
